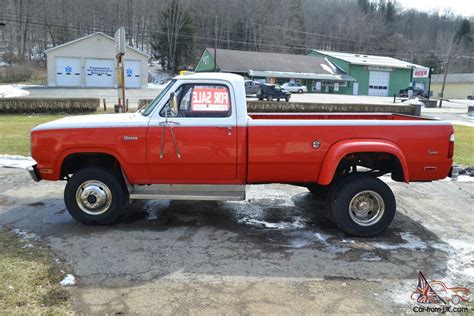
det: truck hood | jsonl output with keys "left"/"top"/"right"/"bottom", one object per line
{"left": 32, "top": 113, "right": 150, "bottom": 131}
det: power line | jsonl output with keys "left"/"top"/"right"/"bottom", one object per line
{"left": 1, "top": 12, "right": 471, "bottom": 61}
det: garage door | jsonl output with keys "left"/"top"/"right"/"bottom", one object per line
{"left": 85, "top": 58, "right": 115, "bottom": 87}
{"left": 368, "top": 71, "right": 390, "bottom": 96}
{"left": 55, "top": 57, "right": 81, "bottom": 87}
{"left": 124, "top": 60, "right": 141, "bottom": 88}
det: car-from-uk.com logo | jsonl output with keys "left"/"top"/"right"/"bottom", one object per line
{"left": 411, "top": 271, "right": 471, "bottom": 313}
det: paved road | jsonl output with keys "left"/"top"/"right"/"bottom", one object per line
{"left": 0, "top": 167, "right": 472, "bottom": 314}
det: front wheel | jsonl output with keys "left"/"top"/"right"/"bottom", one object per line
{"left": 267, "top": 95, "right": 273, "bottom": 101}
{"left": 285, "top": 95, "right": 290, "bottom": 102}
{"left": 64, "top": 167, "right": 128, "bottom": 225}
{"left": 329, "top": 175, "right": 396, "bottom": 237}
{"left": 298, "top": 89, "right": 303, "bottom": 93}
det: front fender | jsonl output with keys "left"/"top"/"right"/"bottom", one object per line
{"left": 51, "top": 147, "right": 128, "bottom": 180}
{"left": 317, "top": 139, "right": 410, "bottom": 185}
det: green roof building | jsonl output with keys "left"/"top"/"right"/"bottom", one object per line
{"left": 309, "top": 50, "right": 430, "bottom": 96}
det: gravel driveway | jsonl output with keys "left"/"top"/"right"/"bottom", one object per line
{"left": 0, "top": 167, "right": 472, "bottom": 314}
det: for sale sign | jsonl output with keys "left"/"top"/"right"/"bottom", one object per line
{"left": 191, "top": 86, "right": 230, "bottom": 112}
{"left": 413, "top": 67, "right": 430, "bottom": 78}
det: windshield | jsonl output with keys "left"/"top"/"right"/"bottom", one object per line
{"left": 139, "top": 79, "right": 176, "bottom": 116}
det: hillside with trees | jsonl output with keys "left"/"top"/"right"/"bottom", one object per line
{"left": 0, "top": 0, "right": 473, "bottom": 74}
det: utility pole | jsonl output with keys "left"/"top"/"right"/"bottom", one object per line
{"left": 214, "top": 15, "right": 218, "bottom": 72}
{"left": 440, "top": 37, "right": 455, "bottom": 108}
{"left": 427, "top": 67, "right": 432, "bottom": 101}
{"left": 439, "top": 55, "right": 451, "bottom": 108}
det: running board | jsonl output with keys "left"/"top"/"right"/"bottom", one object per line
{"left": 129, "top": 184, "right": 246, "bottom": 201}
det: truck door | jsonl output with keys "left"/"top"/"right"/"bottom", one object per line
{"left": 146, "top": 82, "right": 238, "bottom": 182}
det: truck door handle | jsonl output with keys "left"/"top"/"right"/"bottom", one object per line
{"left": 159, "top": 121, "right": 180, "bottom": 126}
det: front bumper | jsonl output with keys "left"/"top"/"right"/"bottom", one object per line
{"left": 27, "top": 165, "right": 41, "bottom": 182}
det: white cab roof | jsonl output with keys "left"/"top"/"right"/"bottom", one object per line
{"left": 174, "top": 72, "right": 244, "bottom": 83}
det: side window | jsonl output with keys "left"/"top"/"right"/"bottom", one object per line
{"left": 161, "top": 84, "right": 231, "bottom": 118}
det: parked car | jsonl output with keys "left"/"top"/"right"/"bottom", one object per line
{"left": 29, "top": 73, "right": 455, "bottom": 237}
{"left": 282, "top": 82, "right": 307, "bottom": 93}
{"left": 257, "top": 84, "right": 291, "bottom": 102}
{"left": 399, "top": 86, "right": 427, "bottom": 98}
{"left": 244, "top": 80, "right": 261, "bottom": 95}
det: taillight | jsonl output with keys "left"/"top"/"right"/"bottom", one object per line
{"left": 448, "top": 133, "right": 455, "bottom": 159}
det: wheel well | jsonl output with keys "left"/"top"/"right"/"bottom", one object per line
{"left": 60, "top": 153, "right": 121, "bottom": 180}
{"left": 334, "top": 152, "right": 405, "bottom": 182}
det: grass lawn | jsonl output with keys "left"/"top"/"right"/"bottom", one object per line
{"left": 0, "top": 230, "right": 70, "bottom": 314}
{"left": 0, "top": 114, "right": 473, "bottom": 166}
{"left": 453, "top": 125, "right": 474, "bottom": 166}
{"left": 0, "top": 114, "right": 64, "bottom": 156}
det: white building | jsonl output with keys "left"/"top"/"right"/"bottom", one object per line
{"left": 45, "top": 32, "right": 149, "bottom": 88}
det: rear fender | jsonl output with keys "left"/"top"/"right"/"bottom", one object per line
{"left": 317, "top": 139, "right": 409, "bottom": 185}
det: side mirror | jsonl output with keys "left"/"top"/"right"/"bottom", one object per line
{"left": 168, "top": 92, "right": 178, "bottom": 116}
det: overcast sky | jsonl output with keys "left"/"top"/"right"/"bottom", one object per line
{"left": 397, "top": 0, "right": 474, "bottom": 17}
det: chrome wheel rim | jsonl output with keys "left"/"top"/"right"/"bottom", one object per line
{"left": 75, "top": 180, "right": 112, "bottom": 215}
{"left": 348, "top": 190, "right": 385, "bottom": 226}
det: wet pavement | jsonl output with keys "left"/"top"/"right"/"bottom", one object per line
{"left": 0, "top": 167, "right": 473, "bottom": 314}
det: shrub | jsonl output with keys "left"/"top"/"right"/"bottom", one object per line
{"left": 0, "top": 98, "right": 100, "bottom": 113}
{"left": 0, "top": 64, "right": 35, "bottom": 83}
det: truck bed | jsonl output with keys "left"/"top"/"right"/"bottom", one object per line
{"left": 246, "top": 112, "right": 453, "bottom": 184}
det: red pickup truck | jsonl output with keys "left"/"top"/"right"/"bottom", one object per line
{"left": 29, "top": 73, "right": 455, "bottom": 236}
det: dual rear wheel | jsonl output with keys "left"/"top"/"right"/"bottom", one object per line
{"left": 308, "top": 175, "right": 396, "bottom": 237}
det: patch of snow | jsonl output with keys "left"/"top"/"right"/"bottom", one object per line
{"left": 402, "top": 97, "right": 423, "bottom": 106}
{"left": 59, "top": 274, "right": 76, "bottom": 286}
{"left": 147, "top": 83, "right": 167, "bottom": 89}
{"left": 431, "top": 238, "right": 474, "bottom": 283}
{"left": 370, "top": 232, "right": 427, "bottom": 250}
{"left": 148, "top": 67, "right": 172, "bottom": 86}
{"left": 0, "top": 84, "right": 30, "bottom": 98}
{"left": 12, "top": 228, "right": 40, "bottom": 241}
{"left": 238, "top": 217, "right": 305, "bottom": 230}
{"left": 0, "top": 155, "right": 36, "bottom": 169}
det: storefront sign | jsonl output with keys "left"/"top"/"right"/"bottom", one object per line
{"left": 413, "top": 67, "right": 430, "bottom": 78}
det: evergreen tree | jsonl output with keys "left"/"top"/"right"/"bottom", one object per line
{"left": 151, "top": 0, "right": 194, "bottom": 72}
{"left": 455, "top": 19, "right": 472, "bottom": 45}
{"left": 420, "top": 52, "right": 442, "bottom": 74}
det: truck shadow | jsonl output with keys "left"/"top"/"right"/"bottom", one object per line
{"left": 0, "top": 185, "right": 451, "bottom": 288}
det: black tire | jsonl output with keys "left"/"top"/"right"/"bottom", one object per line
{"left": 258, "top": 98, "right": 263, "bottom": 101}
{"left": 276, "top": 98, "right": 280, "bottom": 101}
{"left": 298, "top": 89, "right": 303, "bottom": 93}
{"left": 329, "top": 175, "right": 395, "bottom": 237}
{"left": 64, "top": 167, "right": 128, "bottom": 225}
{"left": 468, "top": 95, "right": 473, "bottom": 100}
{"left": 285, "top": 95, "right": 290, "bottom": 102}
{"left": 307, "top": 183, "right": 330, "bottom": 198}
{"left": 267, "top": 95, "right": 273, "bottom": 101}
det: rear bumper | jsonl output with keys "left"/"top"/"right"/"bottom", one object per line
{"left": 27, "top": 165, "right": 41, "bottom": 182}
{"left": 448, "top": 165, "right": 460, "bottom": 178}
